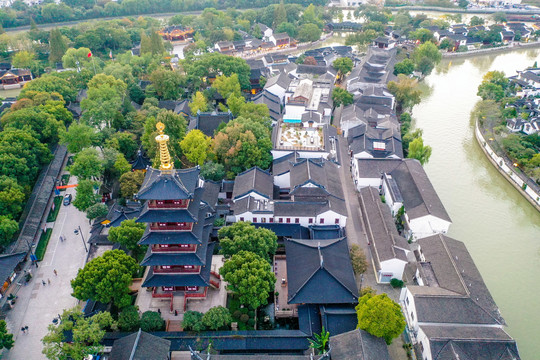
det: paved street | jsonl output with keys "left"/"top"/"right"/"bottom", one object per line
{"left": 4, "top": 175, "right": 91, "bottom": 360}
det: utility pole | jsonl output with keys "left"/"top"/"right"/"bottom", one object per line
{"left": 74, "top": 226, "right": 88, "bottom": 253}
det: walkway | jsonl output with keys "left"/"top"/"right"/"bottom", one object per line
{"left": 3, "top": 174, "right": 91, "bottom": 360}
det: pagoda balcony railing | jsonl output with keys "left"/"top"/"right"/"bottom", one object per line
{"left": 152, "top": 244, "right": 197, "bottom": 253}
{"left": 150, "top": 223, "right": 193, "bottom": 231}
{"left": 153, "top": 266, "right": 201, "bottom": 274}
{"left": 148, "top": 200, "right": 190, "bottom": 209}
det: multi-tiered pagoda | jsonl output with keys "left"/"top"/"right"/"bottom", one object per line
{"left": 136, "top": 122, "right": 216, "bottom": 299}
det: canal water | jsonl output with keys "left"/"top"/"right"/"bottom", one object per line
{"left": 412, "top": 49, "right": 540, "bottom": 358}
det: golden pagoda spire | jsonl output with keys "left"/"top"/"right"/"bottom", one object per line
{"left": 155, "top": 121, "right": 173, "bottom": 172}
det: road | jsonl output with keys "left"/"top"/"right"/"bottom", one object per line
{"left": 3, "top": 174, "right": 91, "bottom": 360}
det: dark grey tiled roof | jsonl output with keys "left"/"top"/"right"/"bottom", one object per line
{"left": 423, "top": 325, "right": 520, "bottom": 360}
{"left": 289, "top": 159, "right": 343, "bottom": 200}
{"left": 142, "top": 242, "right": 214, "bottom": 287}
{"left": 141, "top": 231, "right": 209, "bottom": 266}
{"left": 137, "top": 188, "right": 202, "bottom": 223}
{"left": 355, "top": 159, "right": 402, "bottom": 178}
{"left": 329, "top": 328, "right": 391, "bottom": 360}
{"left": 252, "top": 90, "right": 281, "bottom": 119}
{"left": 201, "top": 180, "right": 220, "bottom": 211}
{"left": 359, "top": 187, "right": 408, "bottom": 268}
{"left": 390, "top": 159, "right": 451, "bottom": 222}
{"left": 232, "top": 167, "right": 274, "bottom": 200}
{"left": 196, "top": 111, "right": 233, "bottom": 137}
{"left": 417, "top": 234, "right": 505, "bottom": 325}
{"left": 109, "top": 329, "right": 171, "bottom": 360}
{"left": 414, "top": 296, "right": 502, "bottom": 325}
{"left": 264, "top": 72, "right": 291, "bottom": 91}
{"left": 285, "top": 238, "right": 358, "bottom": 304}
{"left": 348, "top": 125, "right": 403, "bottom": 159}
{"left": 273, "top": 197, "right": 347, "bottom": 217}
{"left": 137, "top": 167, "right": 200, "bottom": 200}
{"left": 130, "top": 151, "right": 151, "bottom": 171}
{"left": 0, "top": 252, "right": 25, "bottom": 283}
{"left": 272, "top": 152, "right": 300, "bottom": 176}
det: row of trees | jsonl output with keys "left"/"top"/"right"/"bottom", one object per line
{"left": 473, "top": 71, "right": 540, "bottom": 182}
{"left": 0, "top": 0, "right": 326, "bottom": 29}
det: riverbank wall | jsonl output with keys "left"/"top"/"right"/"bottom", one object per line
{"left": 474, "top": 121, "right": 540, "bottom": 212}
{"left": 443, "top": 41, "right": 540, "bottom": 58}
{"left": 384, "top": 5, "right": 540, "bottom": 14}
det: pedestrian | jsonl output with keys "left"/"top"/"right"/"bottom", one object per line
{"left": 42, "top": 280, "right": 46, "bottom": 286}
{"left": 21, "top": 327, "right": 25, "bottom": 334}
{"left": 174, "top": 310, "right": 178, "bottom": 316}
{"left": 47, "top": 278, "right": 51, "bottom": 285}
{"left": 53, "top": 269, "right": 57, "bottom": 276}
{"left": 157, "top": 308, "right": 161, "bottom": 315}
{"left": 24, "top": 326, "right": 28, "bottom": 334}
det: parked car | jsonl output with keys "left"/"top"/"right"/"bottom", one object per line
{"left": 63, "top": 193, "right": 72, "bottom": 206}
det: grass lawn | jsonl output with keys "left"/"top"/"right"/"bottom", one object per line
{"left": 35, "top": 228, "right": 53, "bottom": 261}
{"left": 46, "top": 196, "right": 63, "bottom": 222}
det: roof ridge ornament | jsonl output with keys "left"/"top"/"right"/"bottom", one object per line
{"left": 155, "top": 121, "right": 173, "bottom": 172}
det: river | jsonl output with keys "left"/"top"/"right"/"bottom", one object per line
{"left": 412, "top": 48, "right": 540, "bottom": 359}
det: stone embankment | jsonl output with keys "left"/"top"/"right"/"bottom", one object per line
{"left": 474, "top": 121, "right": 540, "bottom": 211}
{"left": 443, "top": 41, "right": 540, "bottom": 58}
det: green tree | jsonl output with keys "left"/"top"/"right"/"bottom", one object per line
{"left": 0, "top": 175, "right": 26, "bottom": 219}
{"left": 118, "top": 305, "right": 141, "bottom": 332}
{"left": 410, "top": 28, "right": 434, "bottom": 43}
{"left": 200, "top": 161, "right": 225, "bottom": 181}
{"left": 86, "top": 203, "right": 108, "bottom": 221}
{"left": 387, "top": 75, "right": 421, "bottom": 111}
{"left": 469, "top": 16, "right": 485, "bottom": 26}
{"left": 71, "top": 250, "right": 139, "bottom": 308}
{"left": 73, "top": 179, "right": 100, "bottom": 212}
{"left": 0, "top": 129, "right": 52, "bottom": 186}
{"left": 0, "top": 216, "right": 18, "bottom": 248}
{"left": 201, "top": 306, "right": 232, "bottom": 330}
{"left": 332, "top": 57, "right": 353, "bottom": 75}
{"left": 438, "top": 38, "right": 453, "bottom": 50}
{"left": 355, "top": 293, "right": 406, "bottom": 344}
{"left": 212, "top": 74, "right": 241, "bottom": 99}
{"left": 0, "top": 320, "right": 14, "bottom": 350}
{"left": 184, "top": 53, "right": 251, "bottom": 90}
{"left": 119, "top": 171, "right": 145, "bottom": 198}
{"left": 106, "top": 132, "right": 138, "bottom": 161}
{"left": 140, "top": 311, "right": 165, "bottom": 332}
{"left": 60, "top": 124, "right": 96, "bottom": 154}
{"left": 149, "top": 29, "right": 166, "bottom": 55}
{"left": 149, "top": 68, "right": 184, "bottom": 100}
{"left": 114, "top": 154, "right": 131, "bottom": 176}
{"left": 1, "top": 107, "right": 64, "bottom": 145}
{"left": 297, "top": 23, "right": 322, "bottom": 42}
{"left": 61, "top": 47, "right": 93, "bottom": 70}
{"left": 213, "top": 117, "right": 273, "bottom": 177}
{"left": 108, "top": 219, "right": 146, "bottom": 251}
{"left": 477, "top": 82, "right": 504, "bottom": 101}
{"left": 412, "top": 42, "right": 441, "bottom": 75}
{"left": 220, "top": 251, "right": 276, "bottom": 309}
{"left": 141, "top": 110, "right": 187, "bottom": 163}
{"left": 276, "top": 22, "right": 297, "bottom": 38}
{"left": 20, "top": 75, "right": 76, "bottom": 103}
{"left": 182, "top": 311, "right": 205, "bottom": 331}
{"left": 482, "top": 70, "right": 508, "bottom": 89}
{"left": 42, "top": 307, "right": 115, "bottom": 360}
{"left": 81, "top": 74, "right": 127, "bottom": 128}
{"left": 393, "top": 59, "right": 415, "bottom": 76}
{"left": 350, "top": 244, "right": 367, "bottom": 275}
{"left": 493, "top": 12, "right": 507, "bottom": 23}
{"left": 70, "top": 148, "right": 103, "bottom": 180}
{"left": 308, "top": 327, "right": 330, "bottom": 355}
{"left": 189, "top": 91, "right": 209, "bottom": 114}
{"left": 273, "top": 0, "right": 287, "bottom": 28}
{"left": 180, "top": 130, "right": 212, "bottom": 166}
{"left": 12, "top": 50, "right": 35, "bottom": 69}
{"left": 48, "top": 28, "right": 67, "bottom": 64}
{"left": 218, "top": 222, "right": 278, "bottom": 262}
{"left": 407, "top": 137, "right": 432, "bottom": 165}
{"left": 332, "top": 87, "right": 354, "bottom": 107}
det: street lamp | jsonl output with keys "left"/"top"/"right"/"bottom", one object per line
{"left": 74, "top": 226, "right": 88, "bottom": 253}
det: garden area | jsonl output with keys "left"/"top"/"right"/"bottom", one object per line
{"left": 35, "top": 228, "right": 52, "bottom": 261}
{"left": 46, "top": 196, "right": 63, "bottom": 223}
{"left": 278, "top": 124, "right": 323, "bottom": 149}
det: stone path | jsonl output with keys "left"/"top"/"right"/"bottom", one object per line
{"left": 3, "top": 175, "right": 91, "bottom": 360}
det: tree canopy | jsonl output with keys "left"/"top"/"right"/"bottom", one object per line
{"left": 108, "top": 219, "right": 146, "bottom": 250}
{"left": 71, "top": 249, "right": 139, "bottom": 308}
{"left": 332, "top": 57, "right": 353, "bottom": 75}
{"left": 69, "top": 148, "right": 104, "bottom": 180}
{"left": 0, "top": 320, "right": 14, "bottom": 351}
{"left": 332, "top": 87, "right": 353, "bottom": 107}
{"left": 218, "top": 222, "right": 278, "bottom": 262}
{"left": 202, "top": 306, "right": 232, "bottom": 330}
{"left": 180, "top": 129, "right": 212, "bottom": 166}
{"left": 42, "top": 307, "right": 116, "bottom": 360}
{"left": 220, "top": 250, "right": 276, "bottom": 309}
{"left": 387, "top": 75, "right": 422, "bottom": 111}
{"left": 73, "top": 179, "right": 100, "bottom": 212}
{"left": 355, "top": 293, "right": 406, "bottom": 344}
{"left": 119, "top": 171, "right": 145, "bottom": 198}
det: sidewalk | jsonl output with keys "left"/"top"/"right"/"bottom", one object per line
{"left": 3, "top": 175, "right": 91, "bottom": 360}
